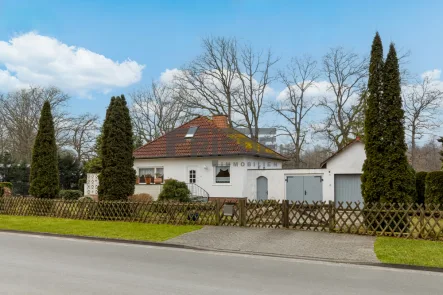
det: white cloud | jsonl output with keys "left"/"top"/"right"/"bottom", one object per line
{"left": 277, "top": 80, "right": 333, "bottom": 101}
{"left": 0, "top": 32, "right": 145, "bottom": 95}
{"left": 159, "top": 68, "right": 182, "bottom": 84}
{"left": 421, "top": 69, "right": 441, "bottom": 81}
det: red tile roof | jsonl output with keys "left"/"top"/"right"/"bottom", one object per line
{"left": 133, "top": 116, "right": 287, "bottom": 161}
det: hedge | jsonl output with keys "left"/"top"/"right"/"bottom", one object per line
{"left": 0, "top": 182, "right": 13, "bottom": 197}
{"left": 59, "top": 190, "right": 83, "bottom": 200}
{"left": 415, "top": 172, "right": 427, "bottom": 204}
{"left": 424, "top": 171, "right": 443, "bottom": 204}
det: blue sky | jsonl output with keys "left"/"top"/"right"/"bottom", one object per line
{"left": 1, "top": 0, "right": 443, "bottom": 129}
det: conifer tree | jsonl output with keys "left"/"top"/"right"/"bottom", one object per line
{"left": 361, "top": 32, "right": 385, "bottom": 203}
{"left": 98, "top": 95, "right": 136, "bottom": 200}
{"left": 29, "top": 101, "right": 60, "bottom": 198}
{"left": 380, "top": 44, "right": 415, "bottom": 203}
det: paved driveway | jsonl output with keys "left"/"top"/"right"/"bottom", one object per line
{"left": 168, "top": 226, "right": 379, "bottom": 263}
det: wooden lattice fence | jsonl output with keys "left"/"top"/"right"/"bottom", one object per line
{"left": 0, "top": 197, "right": 442, "bottom": 240}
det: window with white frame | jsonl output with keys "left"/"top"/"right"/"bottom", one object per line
{"left": 215, "top": 166, "right": 230, "bottom": 183}
{"left": 189, "top": 170, "right": 196, "bottom": 183}
{"left": 139, "top": 167, "right": 164, "bottom": 183}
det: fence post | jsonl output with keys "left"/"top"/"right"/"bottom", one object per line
{"left": 215, "top": 198, "right": 221, "bottom": 226}
{"left": 239, "top": 198, "right": 247, "bottom": 226}
{"left": 283, "top": 200, "right": 289, "bottom": 228}
{"left": 328, "top": 200, "right": 335, "bottom": 232}
{"left": 419, "top": 206, "right": 425, "bottom": 238}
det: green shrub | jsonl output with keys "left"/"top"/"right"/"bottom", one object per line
{"left": 59, "top": 190, "right": 83, "bottom": 200}
{"left": 0, "top": 182, "right": 13, "bottom": 197}
{"left": 128, "top": 193, "right": 153, "bottom": 202}
{"left": 78, "top": 196, "right": 94, "bottom": 202}
{"left": 158, "top": 179, "right": 191, "bottom": 202}
{"left": 425, "top": 171, "right": 443, "bottom": 204}
{"left": 415, "top": 172, "right": 428, "bottom": 204}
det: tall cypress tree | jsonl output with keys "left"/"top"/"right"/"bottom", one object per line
{"left": 98, "top": 95, "right": 136, "bottom": 200}
{"left": 380, "top": 44, "right": 415, "bottom": 203}
{"left": 361, "top": 32, "right": 384, "bottom": 203}
{"left": 29, "top": 101, "right": 60, "bottom": 198}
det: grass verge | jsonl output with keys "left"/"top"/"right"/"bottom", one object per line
{"left": 0, "top": 215, "right": 202, "bottom": 242}
{"left": 375, "top": 237, "right": 443, "bottom": 268}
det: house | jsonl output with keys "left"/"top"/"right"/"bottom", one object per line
{"left": 244, "top": 138, "right": 366, "bottom": 203}
{"left": 132, "top": 115, "right": 288, "bottom": 200}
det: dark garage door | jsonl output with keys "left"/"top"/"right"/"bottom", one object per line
{"left": 334, "top": 174, "right": 363, "bottom": 204}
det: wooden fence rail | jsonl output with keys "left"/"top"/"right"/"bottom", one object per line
{"left": 0, "top": 197, "right": 442, "bottom": 240}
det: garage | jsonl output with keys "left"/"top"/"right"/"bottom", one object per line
{"left": 286, "top": 175, "right": 323, "bottom": 202}
{"left": 334, "top": 174, "right": 363, "bottom": 204}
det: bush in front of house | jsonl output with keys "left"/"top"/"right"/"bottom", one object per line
{"left": 415, "top": 172, "right": 428, "bottom": 204}
{"left": 29, "top": 101, "right": 60, "bottom": 198}
{"left": 78, "top": 196, "right": 94, "bottom": 202}
{"left": 128, "top": 193, "right": 153, "bottom": 202}
{"left": 425, "top": 171, "right": 443, "bottom": 204}
{"left": 158, "top": 179, "right": 191, "bottom": 202}
{"left": 98, "top": 95, "right": 136, "bottom": 201}
{"left": 59, "top": 190, "right": 83, "bottom": 200}
{"left": 0, "top": 182, "right": 13, "bottom": 197}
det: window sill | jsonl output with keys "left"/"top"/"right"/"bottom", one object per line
{"left": 213, "top": 183, "right": 232, "bottom": 186}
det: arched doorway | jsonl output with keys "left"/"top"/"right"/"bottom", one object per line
{"left": 256, "top": 176, "right": 268, "bottom": 200}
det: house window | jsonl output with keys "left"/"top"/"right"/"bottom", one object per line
{"left": 139, "top": 167, "right": 164, "bottom": 183}
{"left": 185, "top": 126, "right": 198, "bottom": 138}
{"left": 215, "top": 166, "right": 230, "bottom": 183}
{"left": 189, "top": 170, "right": 196, "bottom": 183}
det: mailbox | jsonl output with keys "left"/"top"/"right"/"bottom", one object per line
{"left": 223, "top": 204, "right": 234, "bottom": 216}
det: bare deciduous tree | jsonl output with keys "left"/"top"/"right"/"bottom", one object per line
{"left": 130, "top": 81, "right": 191, "bottom": 143}
{"left": 317, "top": 47, "right": 368, "bottom": 149}
{"left": 271, "top": 56, "right": 319, "bottom": 167}
{"left": 408, "top": 137, "right": 442, "bottom": 172}
{"left": 69, "top": 114, "right": 100, "bottom": 163}
{"left": 233, "top": 44, "right": 278, "bottom": 141}
{"left": 0, "top": 86, "right": 70, "bottom": 162}
{"left": 403, "top": 75, "right": 443, "bottom": 166}
{"left": 172, "top": 37, "right": 238, "bottom": 126}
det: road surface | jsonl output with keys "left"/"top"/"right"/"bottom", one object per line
{"left": 0, "top": 232, "right": 441, "bottom": 295}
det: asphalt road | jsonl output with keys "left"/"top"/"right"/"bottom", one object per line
{"left": 0, "top": 233, "right": 441, "bottom": 295}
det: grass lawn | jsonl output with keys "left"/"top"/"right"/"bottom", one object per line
{"left": 0, "top": 215, "right": 202, "bottom": 242}
{"left": 375, "top": 237, "right": 443, "bottom": 268}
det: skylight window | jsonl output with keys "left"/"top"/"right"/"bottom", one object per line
{"left": 185, "top": 126, "right": 198, "bottom": 138}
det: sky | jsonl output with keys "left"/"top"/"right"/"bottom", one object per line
{"left": 1, "top": 0, "right": 443, "bottom": 144}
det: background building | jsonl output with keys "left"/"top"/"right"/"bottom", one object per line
{"left": 236, "top": 128, "right": 277, "bottom": 151}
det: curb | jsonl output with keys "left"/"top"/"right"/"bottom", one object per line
{"left": 1, "top": 229, "right": 443, "bottom": 273}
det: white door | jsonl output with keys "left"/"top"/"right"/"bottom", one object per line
{"left": 187, "top": 167, "right": 198, "bottom": 184}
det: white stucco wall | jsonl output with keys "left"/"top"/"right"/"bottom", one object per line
{"left": 133, "top": 156, "right": 283, "bottom": 199}
{"left": 244, "top": 142, "right": 366, "bottom": 201}
{"left": 134, "top": 184, "right": 163, "bottom": 200}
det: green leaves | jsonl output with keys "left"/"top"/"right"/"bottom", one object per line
{"left": 98, "top": 95, "right": 136, "bottom": 200}
{"left": 362, "top": 34, "right": 415, "bottom": 204}
{"left": 29, "top": 101, "right": 60, "bottom": 198}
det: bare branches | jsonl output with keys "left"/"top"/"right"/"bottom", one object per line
{"left": 316, "top": 47, "right": 368, "bottom": 149}
{"left": 130, "top": 81, "right": 191, "bottom": 143}
{"left": 233, "top": 44, "right": 279, "bottom": 140}
{"left": 403, "top": 75, "right": 443, "bottom": 166}
{"left": 172, "top": 37, "right": 238, "bottom": 126}
{"left": 69, "top": 114, "right": 100, "bottom": 163}
{"left": 271, "top": 55, "right": 318, "bottom": 167}
{"left": 0, "top": 86, "right": 70, "bottom": 162}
